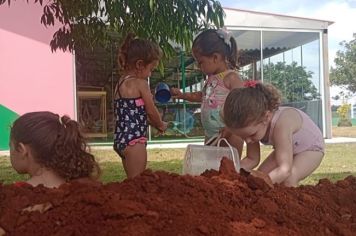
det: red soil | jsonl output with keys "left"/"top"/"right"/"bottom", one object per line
{"left": 0, "top": 158, "right": 355, "bottom": 236}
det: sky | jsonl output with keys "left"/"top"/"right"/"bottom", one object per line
{"left": 220, "top": 0, "right": 356, "bottom": 103}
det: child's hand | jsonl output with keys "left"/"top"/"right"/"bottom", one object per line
{"left": 220, "top": 127, "right": 230, "bottom": 139}
{"left": 157, "top": 121, "right": 168, "bottom": 134}
{"left": 250, "top": 170, "right": 274, "bottom": 188}
{"left": 0, "top": 226, "right": 5, "bottom": 236}
{"left": 170, "top": 87, "right": 183, "bottom": 99}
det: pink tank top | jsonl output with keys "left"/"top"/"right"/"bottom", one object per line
{"left": 262, "top": 107, "right": 325, "bottom": 155}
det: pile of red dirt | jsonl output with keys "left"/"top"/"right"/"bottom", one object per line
{"left": 0, "top": 158, "right": 355, "bottom": 236}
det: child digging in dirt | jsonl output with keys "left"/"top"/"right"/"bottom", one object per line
{"left": 223, "top": 81, "right": 325, "bottom": 187}
{"left": 9, "top": 111, "right": 101, "bottom": 188}
{"left": 113, "top": 33, "right": 167, "bottom": 178}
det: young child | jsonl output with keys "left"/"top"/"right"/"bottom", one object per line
{"left": 114, "top": 33, "right": 167, "bottom": 178}
{"left": 9, "top": 111, "right": 101, "bottom": 188}
{"left": 170, "top": 28, "right": 244, "bottom": 156}
{"left": 223, "top": 81, "right": 325, "bottom": 187}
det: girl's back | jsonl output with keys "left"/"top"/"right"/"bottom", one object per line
{"left": 115, "top": 75, "right": 142, "bottom": 99}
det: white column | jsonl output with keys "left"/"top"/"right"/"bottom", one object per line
{"left": 322, "top": 30, "right": 332, "bottom": 138}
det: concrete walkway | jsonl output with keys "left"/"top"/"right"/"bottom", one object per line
{"left": 1, "top": 137, "right": 356, "bottom": 156}
{"left": 91, "top": 136, "right": 356, "bottom": 150}
{"left": 324, "top": 137, "right": 356, "bottom": 144}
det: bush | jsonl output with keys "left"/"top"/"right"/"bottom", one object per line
{"left": 337, "top": 103, "right": 352, "bottom": 127}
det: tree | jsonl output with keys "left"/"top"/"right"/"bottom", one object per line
{"left": 263, "top": 62, "right": 320, "bottom": 102}
{"left": 0, "top": 0, "right": 224, "bottom": 58}
{"left": 330, "top": 34, "right": 356, "bottom": 93}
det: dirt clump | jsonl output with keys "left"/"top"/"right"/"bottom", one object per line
{"left": 0, "top": 158, "right": 355, "bottom": 236}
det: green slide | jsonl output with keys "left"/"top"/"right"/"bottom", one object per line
{"left": 0, "top": 104, "right": 19, "bottom": 151}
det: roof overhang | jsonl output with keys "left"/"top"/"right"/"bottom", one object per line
{"left": 224, "top": 7, "right": 333, "bottom": 30}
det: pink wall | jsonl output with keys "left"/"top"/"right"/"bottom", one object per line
{"left": 0, "top": 1, "right": 75, "bottom": 118}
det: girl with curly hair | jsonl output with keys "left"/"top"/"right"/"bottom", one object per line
{"left": 10, "top": 111, "right": 100, "bottom": 188}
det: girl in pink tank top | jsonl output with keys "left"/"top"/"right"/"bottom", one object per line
{"left": 223, "top": 81, "right": 325, "bottom": 187}
{"left": 261, "top": 107, "right": 324, "bottom": 155}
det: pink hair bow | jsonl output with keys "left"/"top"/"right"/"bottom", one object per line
{"left": 243, "top": 80, "right": 258, "bottom": 88}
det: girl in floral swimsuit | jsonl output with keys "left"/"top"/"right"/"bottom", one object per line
{"left": 171, "top": 29, "right": 244, "bottom": 157}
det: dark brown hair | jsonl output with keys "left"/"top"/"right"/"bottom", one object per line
{"left": 10, "top": 111, "right": 101, "bottom": 181}
{"left": 118, "top": 33, "right": 162, "bottom": 70}
{"left": 192, "top": 29, "right": 239, "bottom": 69}
{"left": 223, "top": 83, "right": 281, "bottom": 128}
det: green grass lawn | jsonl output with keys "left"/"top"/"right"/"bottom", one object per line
{"left": 1, "top": 143, "right": 355, "bottom": 186}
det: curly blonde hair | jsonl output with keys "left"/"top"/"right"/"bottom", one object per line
{"left": 223, "top": 83, "right": 281, "bottom": 128}
{"left": 10, "top": 111, "right": 101, "bottom": 181}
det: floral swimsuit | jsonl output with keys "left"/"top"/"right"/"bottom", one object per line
{"left": 201, "top": 70, "right": 233, "bottom": 139}
{"left": 113, "top": 76, "right": 148, "bottom": 159}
